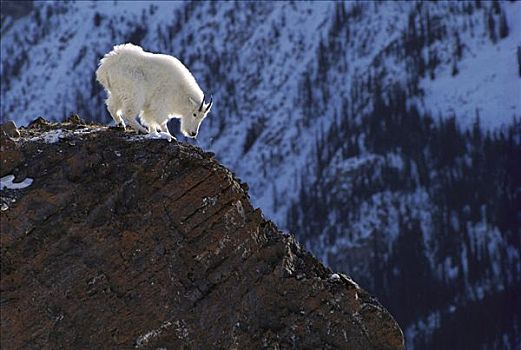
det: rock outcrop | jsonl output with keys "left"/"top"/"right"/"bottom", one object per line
{"left": 0, "top": 119, "right": 404, "bottom": 349}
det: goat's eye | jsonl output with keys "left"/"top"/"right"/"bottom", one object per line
{"left": 193, "top": 113, "right": 196, "bottom": 117}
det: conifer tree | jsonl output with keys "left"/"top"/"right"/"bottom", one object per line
{"left": 499, "top": 9, "right": 509, "bottom": 39}
{"left": 517, "top": 46, "right": 521, "bottom": 77}
{"left": 487, "top": 10, "right": 497, "bottom": 43}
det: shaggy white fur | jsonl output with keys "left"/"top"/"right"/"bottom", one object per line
{"left": 96, "top": 43, "right": 212, "bottom": 140}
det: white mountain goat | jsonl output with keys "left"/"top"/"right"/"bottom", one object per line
{"left": 95, "top": 43, "right": 213, "bottom": 140}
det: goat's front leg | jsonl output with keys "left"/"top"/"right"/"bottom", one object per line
{"left": 158, "top": 122, "right": 175, "bottom": 142}
{"left": 142, "top": 109, "right": 175, "bottom": 142}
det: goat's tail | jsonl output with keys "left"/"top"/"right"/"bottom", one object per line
{"left": 96, "top": 43, "right": 144, "bottom": 90}
{"left": 95, "top": 60, "right": 111, "bottom": 90}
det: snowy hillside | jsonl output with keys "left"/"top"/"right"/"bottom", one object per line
{"left": 418, "top": 2, "right": 521, "bottom": 129}
{"left": 1, "top": 1, "right": 520, "bottom": 349}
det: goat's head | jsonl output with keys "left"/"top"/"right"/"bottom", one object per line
{"left": 183, "top": 94, "right": 213, "bottom": 138}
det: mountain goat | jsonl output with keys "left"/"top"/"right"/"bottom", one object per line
{"left": 96, "top": 43, "right": 213, "bottom": 140}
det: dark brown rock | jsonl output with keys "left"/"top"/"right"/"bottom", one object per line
{"left": 64, "top": 113, "right": 85, "bottom": 125}
{"left": 0, "top": 120, "right": 404, "bottom": 349}
{"left": 0, "top": 121, "right": 20, "bottom": 139}
{"left": 26, "top": 116, "right": 51, "bottom": 130}
{"left": 0, "top": 129, "right": 24, "bottom": 177}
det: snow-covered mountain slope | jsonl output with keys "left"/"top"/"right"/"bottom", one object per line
{"left": 418, "top": 2, "right": 521, "bottom": 129}
{"left": 1, "top": 1, "right": 520, "bottom": 349}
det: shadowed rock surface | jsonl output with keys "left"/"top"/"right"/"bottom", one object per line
{"left": 0, "top": 119, "right": 404, "bottom": 349}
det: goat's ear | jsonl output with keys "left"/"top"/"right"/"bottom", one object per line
{"left": 188, "top": 97, "right": 198, "bottom": 107}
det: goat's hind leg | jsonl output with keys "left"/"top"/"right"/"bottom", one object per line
{"left": 106, "top": 94, "right": 125, "bottom": 128}
{"left": 121, "top": 104, "right": 148, "bottom": 134}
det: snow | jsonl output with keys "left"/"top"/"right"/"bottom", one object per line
{"left": 444, "top": 257, "right": 459, "bottom": 281}
{"left": 330, "top": 273, "right": 341, "bottom": 281}
{"left": 0, "top": 175, "right": 33, "bottom": 190}
{"left": 405, "top": 310, "right": 442, "bottom": 350}
{"left": 135, "top": 316, "right": 190, "bottom": 344}
{"left": 135, "top": 320, "right": 174, "bottom": 348}
{"left": 144, "top": 131, "right": 174, "bottom": 142}
{"left": 26, "top": 127, "right": 106, "bottom": 143}
{"left": 28, "top": 129, "right": 64, "bottom": 143}
{"left": 419, "top": 1, "right": 521, "bottom": 129}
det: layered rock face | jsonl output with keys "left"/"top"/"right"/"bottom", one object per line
{"left": 0, "top": 119, "right": 404, "bottom": 349}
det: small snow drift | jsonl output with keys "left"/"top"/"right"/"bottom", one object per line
{"left": 0, "top": 175, "right": 33, "bottom": 190}
{"left": 96, "top": 43, "right": 213, "bottom": 141}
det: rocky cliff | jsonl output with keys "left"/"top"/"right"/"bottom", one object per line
{"left": 0, "top": 118, "right": 403, "bottom": 349}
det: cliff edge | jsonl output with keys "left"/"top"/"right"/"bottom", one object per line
{"left": 0, "top": 118, "right": 404, "bottom": 349}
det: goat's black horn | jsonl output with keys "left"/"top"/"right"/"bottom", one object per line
{"left": 205, "top": 95, "right": 213, "bottom": 112}
{"left": 198, "top": 94, "right": 205, "bottom": 112}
